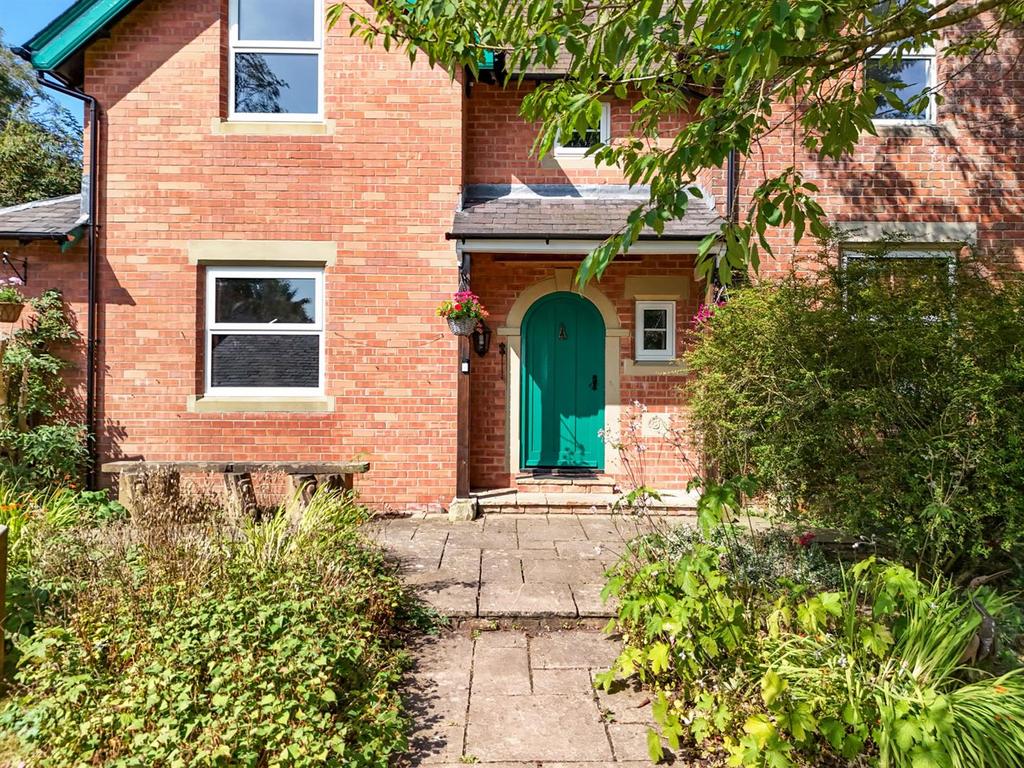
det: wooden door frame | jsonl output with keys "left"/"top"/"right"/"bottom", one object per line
{"left": 497, "top": 269, "right": 627, "bottom": 476}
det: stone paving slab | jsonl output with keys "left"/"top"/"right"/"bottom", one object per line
{"left": 369, "top": 513, "right": 693, "bottom": 619}
{"left": 403, "top": 630, "right": 659, "bottom": 766}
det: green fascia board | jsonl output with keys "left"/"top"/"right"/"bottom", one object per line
{"left": 24, "top": 0, "right": 141, "bottom": 72}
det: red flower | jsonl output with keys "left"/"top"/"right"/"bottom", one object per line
{"left": 454, "top": 303, "right": 463, "bottom": 311}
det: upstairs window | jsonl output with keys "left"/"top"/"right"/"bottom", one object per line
{"left": 554, "top": 102, "right": 611, "bottom": 156}
{"left": 635, "top": 301, "right": 676, "bottom": 362}
{"left": 866, "top": 1, "right": 936, "bottom": 122}
{"left": 205, "top": 266, "right": 324, "bottom": 395}
{"left": 229, "top": 0, "right": 324, "bottom": 120}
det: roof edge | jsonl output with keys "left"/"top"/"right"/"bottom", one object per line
{"left": 23, "top": 0, "right": 141, "bottom": 74}
{"left": 445, "top": 231, "right": 712, "bottom": 242}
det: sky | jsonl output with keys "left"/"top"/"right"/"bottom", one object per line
{"left": 1, "top": 0, "right": 82, "bottom": 120}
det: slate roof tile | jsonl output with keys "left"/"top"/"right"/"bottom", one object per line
{"left": 0, "top": 195, "right": 85, "bottom": 239}
{"left": 451, "top": 186, "right": 721, "bottom": 240}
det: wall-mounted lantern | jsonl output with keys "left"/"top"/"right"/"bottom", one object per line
{"left": 472, "top": 321, "right": 492, "bottom": 357}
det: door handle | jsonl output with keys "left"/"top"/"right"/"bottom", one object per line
{"left": 590, "top": 374, "right": 598, "bottom": 391}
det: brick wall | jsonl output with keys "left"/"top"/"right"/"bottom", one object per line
{"left": 0, "top": 239, "right": 88, "bottom": 421}
{"left": 736, "top": 24, "right": 1024, "bottom": 275}
{"left": 465, "top": 82, "right": 691, "bottom": 187}
{"left": 84, "top": 0, "right": 464, "bottom": 510}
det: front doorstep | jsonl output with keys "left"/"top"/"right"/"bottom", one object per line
{"left": 471, "top": 487, "right": 699, "bottom": 515}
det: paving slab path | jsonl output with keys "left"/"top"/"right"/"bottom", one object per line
{"left": 370, "top": 514, "right": 699, "bottom": 766}
{"left": 402, "top": 629, "right": 659, "bottom": 767}
{"left": 369, "top": 513, "right": 694, "bottom": 619}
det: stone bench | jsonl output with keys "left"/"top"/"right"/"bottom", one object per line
{"left": 100, "top": 460, "right": 370, "bottom": 517}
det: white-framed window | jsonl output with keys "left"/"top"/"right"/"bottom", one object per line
{"left": 635, "top": 301, "right": 676, "bottom": 362}
{"left": 866, "top": 2, "right": 936, "bottom": 123}
{"left": 205, "top": 266, "right": 325, "bottom": 395}
{"left": 228, "top": 0, "right": 324, "bottom": 121}
{"left": 554, "top": 102, "right": 611, "bottom": 156}
{"left": 841, "top": 245, "right": 956, "bottom": 319}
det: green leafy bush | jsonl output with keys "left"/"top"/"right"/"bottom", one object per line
{"left": 686, "top": 256, "right": 1024, "bottom": 575}
{"left": 600, "top": 482, "right": 1024, "bottom": 768}
{"left": 0, "top": 485, "right": 414, "bottom": 767}
{"left": 0, "top": 289, "right": 84, "bottom": 487}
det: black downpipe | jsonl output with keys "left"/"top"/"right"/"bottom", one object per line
{"left": 33, "top": 73, "right": 101, "bottom": 489}
{"left": 726, "top": 148, "right": 739, "bottom": 223}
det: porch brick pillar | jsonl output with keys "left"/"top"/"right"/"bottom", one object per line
{"left": 451, "top": 335, "right": 477, "bottom": 521}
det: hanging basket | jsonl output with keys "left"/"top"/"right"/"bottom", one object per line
{"left": 0, "top": 302, "right": 24, "bottom": 323}
{"left": 447, "top": 316, "right": 478, "bottom": 336}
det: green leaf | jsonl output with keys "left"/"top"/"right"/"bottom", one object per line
{"left": 647, "top": 728, "right": 665, "bottom": 762}
{"left": 760, "top": 670, "right": 787, "bottom": 707}
{"left": 744, "top": 715, "right": 776, "bottom": 747}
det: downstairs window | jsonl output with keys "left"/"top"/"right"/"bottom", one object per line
{"left": 635, "top": 300, "right": 677, "bottom": 362}
{"left": 205, "top": 266, "right": 324, "bottom": 395}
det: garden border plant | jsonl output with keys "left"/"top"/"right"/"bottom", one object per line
{"left": 0, "top": 478, "right": 422, "bottom": 768}
{"left": 685, "top": 240, "right": 1024, "bottom": 577}
{"left": 599, "top": 478, "right": 1024, "bottom": 768}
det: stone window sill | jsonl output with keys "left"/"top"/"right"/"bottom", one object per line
{"left": 187, "top": 395, "right": 335, "bottom": 413}
{"left": 623, "top": 360, "right": 686, "bottom": 377}
{"left": 870, "top": 121, "right": 951, "bottom": 139}
{"left": 211, "top": 119, "right": 336, "bottom": 137}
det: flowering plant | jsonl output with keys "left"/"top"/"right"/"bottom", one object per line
{"left": 692, "top": 299, "right": 726, "bottom": 327}
{"left": 436, "top": 291, "right": 489, "bottom": 322}
{"left": 0, "top": 276, "right": 25, "bottom": 304}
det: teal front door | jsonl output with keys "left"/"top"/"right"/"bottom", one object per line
{"left": 521, "top": 292, "right": 605, "bottom": 469}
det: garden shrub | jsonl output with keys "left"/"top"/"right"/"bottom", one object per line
{"left": 600, "top": 481, "right": 1024, "bottom": 767}
{"left": 686, "top": 253, "right": 1024, "bottom": 575}
{"left": 0, "top": 289, "right": 85, "bottom": 487}
{"left": 0, "top": 484, "right": 414, "bottom": 768}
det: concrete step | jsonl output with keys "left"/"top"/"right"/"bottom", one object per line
{"left": 513, "top": 471, "right": 617, "bottom": 495}
{"left": 472, "top": 488, "right": 699, "bottom": 515}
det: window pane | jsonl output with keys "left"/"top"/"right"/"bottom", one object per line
{"left": 643, "top": 308, "right": 667, "bottom": 330}
{"left": 238, "top": 0, "right": 316, "bottom": 41}
{"left": 867, "top": 57, "right": 931, "bottom": 119}
{"left": 211, "top": 334, "right": 319, "bottom": 388}
{"left": 560, "top": 127, "right": 602, "bottom": 149}
{"left": 235, "top": 53, "right": 318, "bottom": 114}
{"left": 643, "top": 329, "right": 667, "bottom": 351}
{"left": 215, "top": 276, "right": 316, "bottom": 324}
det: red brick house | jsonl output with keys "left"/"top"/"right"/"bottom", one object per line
{"left": 5, "top": 0, "right": 1022, "bottom": 514}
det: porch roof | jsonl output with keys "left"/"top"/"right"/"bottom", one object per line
{"left": 448, "top": 184, "right": 722, "bottom": 242}
{"left": 0, "top": 195, "right": 87, "bottom": 242}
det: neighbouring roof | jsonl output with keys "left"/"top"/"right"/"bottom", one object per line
{"left": 18, "top": 0, "right": 143, "bottom": 85}
{"left": 0, "top": 195, "right": 87, "bottom": 241}
{"left": 449, "top": 184, "right": 722, "bottom": 241}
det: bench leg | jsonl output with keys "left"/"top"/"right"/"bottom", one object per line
{"left": 223, "top": 472, "right": 258, "bottom": 518}
{"left": 118, "top": 470, "right": 143, "bottom": 516}
{"left": 118, "top": 468, "right": 180, "bottom": 516}
{"left": 285, "top": 473, "right": 318, "bottom": 520}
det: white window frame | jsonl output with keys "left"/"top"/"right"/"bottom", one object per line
{"left": 867, "top": 0, "right": 937, "bottom": 126}
{"left": 635, "top": 300, "right": 676, "bottom": 362}
{"left": 841, "top": 246, "right": 956, "bottom": 280}
{"left": 228, "top": 0, "right": 325, "bottom": 122}
{"left": 205, "top": 265, "right": 325, "bottom": 396}
{"left": 554, "top": 102, "right": 611, "bottom": 157}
